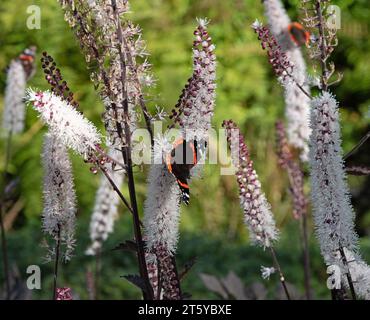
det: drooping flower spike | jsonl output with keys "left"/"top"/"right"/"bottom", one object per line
{"left": 26, "top": 89, "right": 101, "bottom": 159}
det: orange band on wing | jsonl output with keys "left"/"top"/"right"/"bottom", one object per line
{"left": 288, "top": 22, "right": 304, "bottom": 32}
{"left": 19, "top": 55, "right": 34, "bottom": 62}
{"left": 173, "top": 138, "right": 184, "bottom": 148}
{"left": 177, "top": 180, "right": 189, "bottom": 189}
{"left": 304, "top": 31, "right": 310, "bottom": 44}
{"left": 166, "top": 154, "right": 173, "bottom": 173}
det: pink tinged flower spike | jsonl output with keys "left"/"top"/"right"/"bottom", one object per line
{"left": 56, "top": 287, "right": 73, "bottom": 300}
{"left": 155, "top": 244, "right": 181, "bottom": 300}
{"left": 252, "top": 20, "right": 294, "bottom": 80}
{"left": 2, "top": 60, "right": 27, "bottom": 135}
{"left": 42, "top": 133, "right": 76, "bottom": 261}
{"left": 170, "top": 18, "right": 216, "bottom": 142}
{"left": 26, "top": 89, "right": 101, "bottom": 159}
{"left": 222, "top": 120, "right": 279, "bottom": 248}
{"left": 145, "top": 251, "right": 161, "bottom": 300}
{"left": 145, "top": 245, "right": 182, "bottom": 300}
{"left": 86, "top": 146, "right": 125, "bottom": 256}
{"left": 143, "top": 135, "right": 181, "bottom": 256}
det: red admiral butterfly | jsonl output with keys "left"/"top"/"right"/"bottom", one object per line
{"left": 288, "top": 22, "right": 310, "bottom": 47}
{"left": 19, "top": 48, "right": 35, "bottom": 63}
{"left": 18, "top": 47, "right": 36, "bottom": 79}
{"left": 166, "top": 138, "right": 206, "bottom": 205}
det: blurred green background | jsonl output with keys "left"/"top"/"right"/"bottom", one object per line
{"left": 0, "top": 0, "right": 369, "bottom": 299}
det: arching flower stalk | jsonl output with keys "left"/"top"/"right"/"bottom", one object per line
{"left": 85, "top": 146, "right": 124, "bottom": 299}
{"left": 222, "top": 119, "right": 290, "bottom": 300}
{"left": 86, "top": 147, "right": 125, "bottom": 256}
{"left": 42, "top": 132, "right": 76, "bottom": 299}
{"left": 309, "top": 91, "right": 370, "bottom": 299}
{"left": 143, "top": 19, "right": 216, "bottom": 300}
{"left": 263, "top": 0, "right": 311, "bottom": 161}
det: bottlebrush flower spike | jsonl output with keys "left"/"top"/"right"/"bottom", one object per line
{"left": 142, "top": 135, "right": 182, "bottom": 299}
{"left": 26, "top": 89, "right": 101, "bottom": 158}
{"left": 275, "top": 121, "right": 307, "bottom": 219}
{"left": 2, "top": 47, "right": 37, "bottom": 135}
{"left": 86, "top": 147, "right": 124, "bottom": 255}
{"left": 223, "top": 120, "right": 278, "bottom": 247}
{"left": 2, "top": 61, "right": 27, "bottom": 135}
{"left": 143, "top": 135, "right": 181, "bottom": 255}
{"left": 310, "top": 92, "right": 370, "bottom": 300}
{"left": 42, "top": 133, "right": 76, "bottom": 261}
{"left": 309, "top": 92, "right": 359, "bottom": 261}
{"left": 170, "top": 18, "right": 216, "bottom": 142}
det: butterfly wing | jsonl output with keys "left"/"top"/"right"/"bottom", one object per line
{"left": 288, "top": 22, "right": 310, "bottom": 46}
{"left": 166, "top": 139, "right": 198, "bottom": 205}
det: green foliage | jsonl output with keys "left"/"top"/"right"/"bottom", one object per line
{"left": 0, "top": 0, "right": 369, "bottom": 299}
